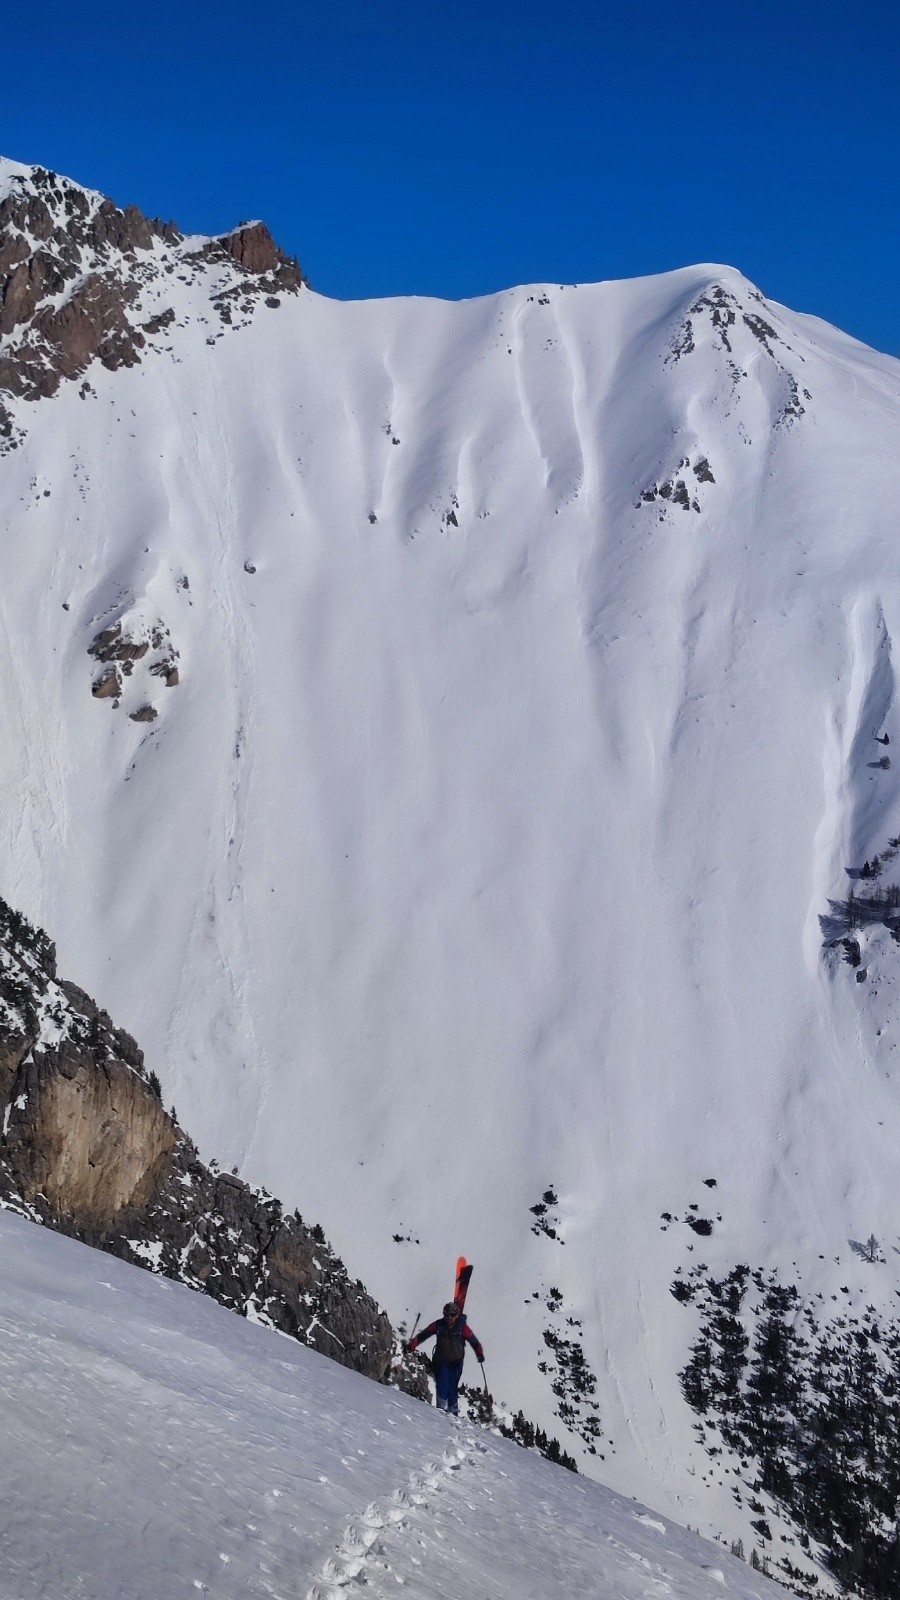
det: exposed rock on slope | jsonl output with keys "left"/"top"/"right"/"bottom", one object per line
{"left": 88, "top": 614, "right": 180, "bottom": 713}
{"left": 0, "top": 162, "right": 305, "bottom": 446}
{"left": 7, "top": 1042, "right": 176, "bottom": 1225}
{"left": 0, "top": 897, "right": 394, "bottom": 1381}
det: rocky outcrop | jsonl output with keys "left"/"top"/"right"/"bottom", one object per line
{"left": 88, "top": 614, "right": 179, "bottom": 715}
{"left": 91, "top": 666, "right": 121, "bottom": 700}
{"left": 217, "top": 220, "right": 299, "bottom": 280}
{"left": 89, "top": 621, "right": 150, "bottom": 665}
{"left": 0, "top": 171, "right": 158, "bottom": 407}
{"left": 5, "top": 1048, "right": 176, "bottom": 1225}
{"left": 0, "top": 163, "right": 307, "bottom": 445}
{"left": 0, "top": 1022, "right": 34, "bottom": 1104}
{"left": 0, "top": 896, "right": 395, "bottom": 1383}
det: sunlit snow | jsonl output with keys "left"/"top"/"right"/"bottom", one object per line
{"left": 0, "top": 1210, "right": 781, "bottom": 1599}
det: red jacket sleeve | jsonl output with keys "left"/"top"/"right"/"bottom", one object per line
{"left": 409, "top": 1320, "right": 440, "bottom": 1350}
{"left": 464, "top": 1324, "right": 485, "bottom": 1362}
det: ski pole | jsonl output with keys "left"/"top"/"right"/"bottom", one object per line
{"left": 479, "top": 1360, "right": 493, "bottom": 1415}
{"left": 404, "top": 1312, "right": 421, "bottom": 1353}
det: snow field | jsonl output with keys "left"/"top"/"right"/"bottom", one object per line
{"left": 0, "top": 1210, "right": 783, "bottom": 1600}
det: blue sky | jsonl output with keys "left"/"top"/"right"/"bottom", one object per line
{"left": 4, "top": 0, "right": 898, "bottom": 352}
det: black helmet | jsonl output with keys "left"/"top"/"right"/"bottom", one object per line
{"left": 444, "top": 1301, "right": 461, "bottom": 1318}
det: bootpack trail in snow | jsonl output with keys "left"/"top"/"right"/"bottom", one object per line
{"left": 306, "top": 1432, "right": 486, "bottom": 1600}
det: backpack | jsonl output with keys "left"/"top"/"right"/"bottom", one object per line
{"left": 433, "top": 1316, "right": 467, "bottom": 1368}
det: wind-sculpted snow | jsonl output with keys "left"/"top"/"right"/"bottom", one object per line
{"left": 2, "top": 157, "right": 900, "bottom": 1587}
{"left": 0, "top": 1210, "right": 784, "bottom": 1600}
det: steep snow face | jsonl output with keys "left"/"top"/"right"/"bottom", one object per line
{"left": 2, "top": 161, "right": 900, "bottom": 1558}
{"left": 0, "top": 1209, "right": 783, "bottom": 1600}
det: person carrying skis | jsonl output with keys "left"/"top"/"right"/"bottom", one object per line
{"left": 407, "top": 1302, "right": 485, "bottom": 1415}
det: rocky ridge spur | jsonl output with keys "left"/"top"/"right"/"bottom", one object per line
{"left": 0, "top": 161, "right": 306, "bottom": 450}
{"left": 0, "top": 895, "right": 399, "bottom": 1384}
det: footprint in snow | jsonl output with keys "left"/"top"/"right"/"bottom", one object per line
{"left": 307, "top": 1431, "right": 481, "bottom": 1599}
{"left": 339, "top": 1521, "right": 383, "bottom": 1560}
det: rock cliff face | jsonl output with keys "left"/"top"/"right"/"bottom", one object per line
{"left": 6, "top": 1047, "right": 176, "bottom": 1225}
{"left": 0, "top": 897, "right": 399, "bottom": 1383}
{"left": 0, "top": 162, "right": 306, "bottom": 447}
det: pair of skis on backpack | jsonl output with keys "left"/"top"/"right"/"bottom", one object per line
{"left": 454, "top": 1255, "right": 474, "bottom": 1312}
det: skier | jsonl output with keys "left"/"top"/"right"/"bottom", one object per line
{"left": 408, "top": 1301, "right": 485, "bottom": 1415}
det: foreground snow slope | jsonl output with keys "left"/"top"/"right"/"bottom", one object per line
{"left": 0, "top": 1210, "right": 780, "bottom": 1600}
{"left": 3, "top": 158, "right": 900, "bottom": 1543}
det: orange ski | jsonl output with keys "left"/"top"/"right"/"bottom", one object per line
{"left": 454, "top": 1256, "right": 474, "bottom": 1310}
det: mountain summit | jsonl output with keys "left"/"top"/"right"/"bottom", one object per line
{"left": 0, "top": 157, "right": 303, "bottom": 444}
{"left": 3, "top": 158, "right": 900, "bottom": 1594}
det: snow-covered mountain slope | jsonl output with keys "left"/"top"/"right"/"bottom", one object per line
{"left": 0, "top": 1209, "right": 782, "bottom": 1600}
{"left": 3, "top": 156, "right": 900, "bottom": 1579}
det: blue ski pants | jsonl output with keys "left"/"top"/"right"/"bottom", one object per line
{"left": 434, "top": 1361, "right": 463, "bottom": 1413}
